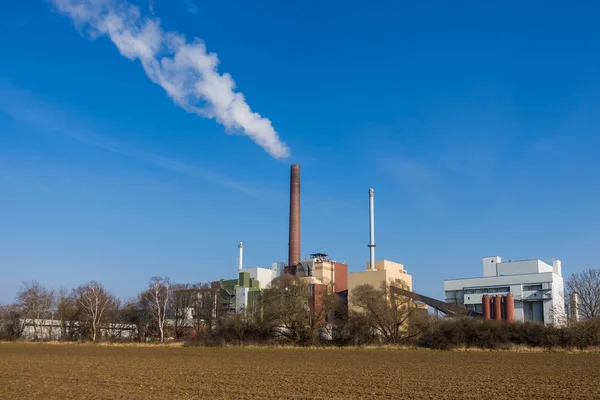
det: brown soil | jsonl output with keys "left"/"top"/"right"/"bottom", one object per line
{"left": 0, "top": 343, "right": 598, "bottom": 399}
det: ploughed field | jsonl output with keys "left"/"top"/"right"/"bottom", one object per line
{"left": 1, "top": 344, "right": 599, "bottom": 399}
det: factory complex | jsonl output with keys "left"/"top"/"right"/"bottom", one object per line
{"left": 200, "top": 164, "right": 569, "bottom": 327}
{"left": 444, "top": 257, "right": 566, "bottom": 324}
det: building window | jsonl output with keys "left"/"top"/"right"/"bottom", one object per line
{"left": 465, "top": 289, "right": 475, "bottom": 294}
{"left": 445, "top": 291, "right": 456, "bottom": 299}
{"left": 485, "top": 286, "right": 508, "bottom": 293}
{"left": 475, "top": 289, "right": 484, "bottom": 294}
{"left": 524, "top": 284, "right": 543, "bottom": 291}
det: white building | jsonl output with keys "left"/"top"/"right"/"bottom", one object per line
{"left": 271, "top": 262, "right": 285, "bottom": 277}
{"left": 444, "top": 256, "right": 566, "bottom": 325}
{"left": 239, "top": 261, "right": 285, "bottom": 290}
{"left": 19, "top": 318, "right": 137, "bottom": 340}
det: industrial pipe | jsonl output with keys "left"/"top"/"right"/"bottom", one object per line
{"left": 368, "top": 188, "right": 376, "bottom": 270}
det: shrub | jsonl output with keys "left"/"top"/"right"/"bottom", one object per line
{"left": 413, "top": 316, "right": 600, "bottom": 351}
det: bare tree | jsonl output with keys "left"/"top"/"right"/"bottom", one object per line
{"left": 145, "top": 276, "right": 171, "bottom": 343}
{"left": 74, "top": 281, "right": 117, "bottom": 342}
{"left": 350, "top": 279, "right": 423, "bottom": 344}
{"left": 220, "top": 291, "right": 274, "bottom": 345}
{"left": 262, "top": 275, "right": 336, "bottom": 345}
{"left": 121, "top": 294, "right": 152, "bottom": 342}
{"left": 56, "top": 287, "right": 77, "bottom": 341}
{"left": 170, "top": 283, "right": 195, "bottom": 339}
{"left": 566, "top": 269, "right": 600, "bottom": 319}
{"left": 103, "top": 300, "right": 132, "bottom": 340}
{"left": 0, "top": 304, "right": 25, "bottom": 340}
{"left": 192, "top": 282, "right": 226, "bottom": 335}
{"left": 16, "top": 280, "right": 55, "bottom": 340}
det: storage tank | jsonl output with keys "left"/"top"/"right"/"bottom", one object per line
{"left": 482, "top": 295, "right": 491, "bottom": 320}
{"left": 494, "top": 295, "right": 502, "bottom": 321}
{"left": 505, "top": 294, "right": 515, "bottom": 322}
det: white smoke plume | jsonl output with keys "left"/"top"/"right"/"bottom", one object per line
{"left": 50, "top": 0, "right": 290, "bottom": 159}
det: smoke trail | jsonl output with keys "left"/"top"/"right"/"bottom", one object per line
{"left": 50, "top": 0, "right": 290, "bottom": 159}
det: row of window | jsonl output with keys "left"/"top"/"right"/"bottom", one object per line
{"left": 464, "top": 287, "right": 510, "bottom": 295}
{"left": 446, "top": 283, "right": 544, "bottom": 299}
{"left": 523, "top": 284, "right": 543, "bottom": 291}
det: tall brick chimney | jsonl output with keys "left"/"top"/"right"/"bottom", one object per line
{"left": 288, "top": 164, "right": 301, "bottom": 268}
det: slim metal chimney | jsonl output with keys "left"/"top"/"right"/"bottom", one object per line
{"left": 288, "top": 165, "right": 301, "bottom": 267}
{"left": 238, "top": 242, "right": 243, "bottom": 272}
{"left": 368, "top": 188, "right": 376, "bottom": 270}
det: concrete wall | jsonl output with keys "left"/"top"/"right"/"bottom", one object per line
{"left": 348, "top": 260, "right": 413, "bottom": 310}
{"left": 348, "top": 269, "right": 386, "bottom": 295}
{"left": 272, "top": 262, "right": 285, "bottom": 277}
{"left": 482, "top": 257, "right": 557, "bottom": 278}
{"left": 313, "top": 261, "right": 335, "bottom": 286}
{"left": 551, "top": 274, "right": 566, "bottom": 326}
{"left": 482, "top": 256, "right": 502, "bottom": 277}
{"left": 235, "top": 287, "right": 249, "bottom": 312}
{"left": 334, "top": 262, "right": 348, "bottom": 293}
{"left": 296, "top": 260, "right": 348, "bottom": 294}
{"left": 242, "top": 267, "right": 275, "bottom": 289}
{"left": 497, "top": 260, "right": 553, "bottom": 276}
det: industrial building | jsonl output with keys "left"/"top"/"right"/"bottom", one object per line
{"left": 236, "top": 241, "right": 285, "bottom": 290}
{"left": 348, "top": 260, "right": 414, "bottom": 308}
{"left": 294, "top": 253, "right": 349, "bottom": 320}
{"left": 214, "top": 271, "right": 261, "bottom": 313}
{"left": 175, "top": 163, "right": 576, "bottom": 337}
{"left": 211, "top": 242, "right": 286, "bottom": 313}
{"left": 296, "top": 253, "right": 348, "bottom": 293}
{"left": 444, "top": 256, "right": 566, "bottom": 325}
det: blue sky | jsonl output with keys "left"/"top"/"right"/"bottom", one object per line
{"left": 1, "top": 0, "right": 599, "bottom": 303}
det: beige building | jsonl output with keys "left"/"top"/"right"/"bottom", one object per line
{"left": 294, "top": 253, "right": 348, "bottom": 293}
{"left": 347, "top": 260, "right": 414, "bottom": 310}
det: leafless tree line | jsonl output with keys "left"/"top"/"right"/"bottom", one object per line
{"left": 2, "top": 268, "right": 599, "bottom": 348}
{"left": 0, "top": 277, "right": 194, "bottom": 342}
{"left": 0, "top": 274, "right": 423, "bottom": 345}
